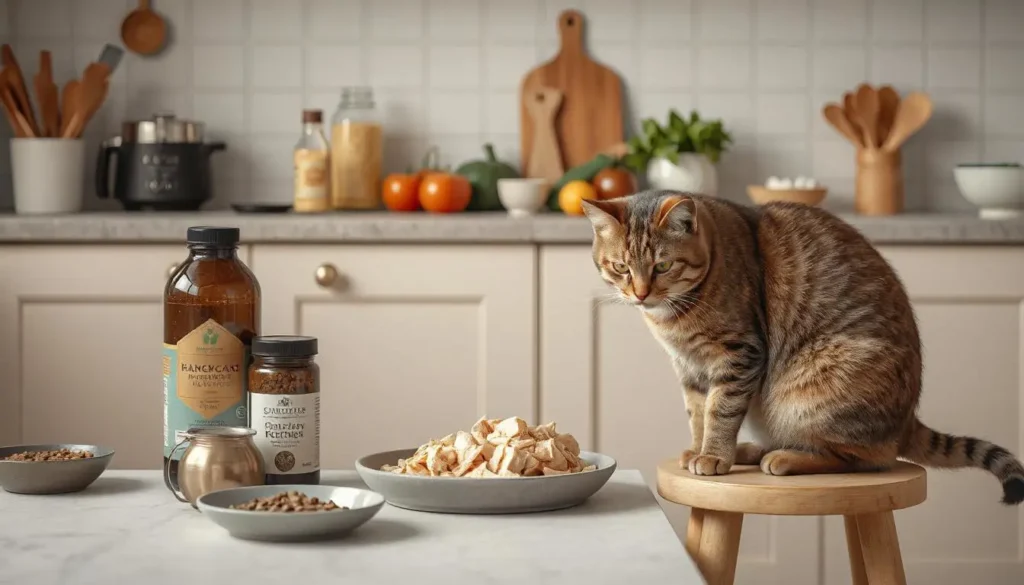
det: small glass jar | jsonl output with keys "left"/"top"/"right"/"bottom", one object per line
{"left": 329, "top": 87, "right": 383, "bottom": 210}
{"left": 248, "top": 335, "right": 320, "bottom": 485}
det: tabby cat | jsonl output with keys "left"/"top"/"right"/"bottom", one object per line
{"left": 582, "top": 190, "right": 1024, "bottom": 505}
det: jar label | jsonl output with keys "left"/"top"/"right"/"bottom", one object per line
{"left": 163, "top": 319, "right": 249, "bottom": 459}
{"left": 294, "top": 149, "right": 329, "bottom": 200}
{"left": 251, "top": 393, "right": 320, "bottom": 475}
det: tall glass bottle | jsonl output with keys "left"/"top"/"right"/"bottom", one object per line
{"left": 330, "top": 87, "right": 383, "bottom": 209}
{"left": 163, "top": 226, "right": 261, "bottom": 491}
{"left": 293, "top": 110, "right": 331, "bottom": 213}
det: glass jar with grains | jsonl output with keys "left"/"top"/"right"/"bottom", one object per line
{"left": 163, "top": 226, "right": 261, "bottom": 492}
{"left": 330, "top": 87, "right": 383, "bottom": 209}
{"left": 249, "top": 335, "right": 321, "bottom": 485}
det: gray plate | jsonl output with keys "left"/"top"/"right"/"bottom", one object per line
{"left": 196, "top": 484, "right": 385, "bottom": 542}
{"left": 355, "top": 449, "right": 617, "bottom": 514}
{"left": 0, "top": 444, "right": 115, "bottom": 495}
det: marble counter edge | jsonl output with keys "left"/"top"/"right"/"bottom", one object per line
{"left": 0, "top": 212, "right": 1023, "bottom": 244}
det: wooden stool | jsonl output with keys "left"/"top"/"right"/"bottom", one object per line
{"left": 656, "top": 460, "right": 927, "bottom": 585}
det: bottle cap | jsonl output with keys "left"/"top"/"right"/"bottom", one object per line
{"left": 186, "top": 226, "right": 240, "bottom": 246}
{"left": 302, "top": 109, "right": 322, "bottom": 123}
{"left": 252, "top": 335, "right": 319, "bottom": 357}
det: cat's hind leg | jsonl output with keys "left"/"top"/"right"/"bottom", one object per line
{"left": 760, "top": 442, "right": 899, "bottom": 476}
{"left": 735, "top": 442, "right": 769, "bottom": 465}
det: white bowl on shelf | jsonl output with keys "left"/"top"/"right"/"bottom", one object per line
{"left": 953, "top": 163, "right": 1023, "bottom": 219}
{"left": 497, "top": 178, "right": 548, "bottom": 217}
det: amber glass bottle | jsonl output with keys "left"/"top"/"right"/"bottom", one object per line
{"left": 163, "top": 226, "right": 260, "bottom": 491}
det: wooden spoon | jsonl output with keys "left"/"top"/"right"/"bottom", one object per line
{"left": 33, "top": 51, "right": 60, "bottom": 137}
{"left": 0, "top": 71, "right": 33, "bottom": 137}
{"left": 1, "top": 44, "right": 40, "bottom": 136}
{"left": 842, "top": 92, "right": 861, "bottom": 137}
{"left": 62, "top": 63, "right": 111, "bottom": 138}
{"left": 121, "top": 0, "right": 167, "bottom": 56}
{"left": 881, "top": 92, "right": 933, "bottom": 152}
{"left": 877, "top": 85, "right": 900, "bottom": 145}
{"left": 823, "top": 104, "right": 863, "bottom": 148}
{"left": 525, "top": 86, "right": 565, "bottom": 184}
{"left": 855, "top": 84, "right": 880, "bottom": 148}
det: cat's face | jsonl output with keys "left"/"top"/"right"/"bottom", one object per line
{"left": 582, "top": 192, "right": 710, "bottom": 318}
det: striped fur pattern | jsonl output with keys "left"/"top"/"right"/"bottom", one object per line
{"left": 582, "top": 190, "right": 1024, "bottom": 505}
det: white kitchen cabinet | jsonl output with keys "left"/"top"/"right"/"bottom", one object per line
{"left": 250, "top": 245, "right": 537, "bottom": 471}
{"left": 539, "top": 245, "right": 1024, "bottom": 585}
{"left": 0, "top": 245, "right": 252, "bottom": 469}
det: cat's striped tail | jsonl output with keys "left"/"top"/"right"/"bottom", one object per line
{"left": 899, "top": 419, "right": 1024, "bottom": 505}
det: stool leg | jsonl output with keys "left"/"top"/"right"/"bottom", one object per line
{"left": 685, "top": 507, "right": 705, "bottom": 559}
{"left": 856, "top": 511, "right": 907, "bottom": 585}
{"left": 844, "top": 515, "right": 869, "bottom": 585}
{"left": 695, "top": 510, "right": 743, "bottom": 585}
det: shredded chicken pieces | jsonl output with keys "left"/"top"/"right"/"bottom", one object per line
{"left": 381, "top": 416, "right": 596, "bottom": 478}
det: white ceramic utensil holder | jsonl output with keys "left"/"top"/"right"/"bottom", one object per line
{"left": 11, "top": 138, "right": 86, "bottom": 214}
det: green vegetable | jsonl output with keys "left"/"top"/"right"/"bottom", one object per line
{"left": 455, "top": 144, "right": 520, "bottom": 211}
{"left": 623, "top": 109, "right": 733, "bottom": 174}
{"left": 546, "top": 153, "right": 616, "bottom": 210}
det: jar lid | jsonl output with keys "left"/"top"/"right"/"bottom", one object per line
{"left": 186, "top": 226, "right": 240, "bottom": 246}
{"left": 185, "top": 426, "right": 256, "bottom": 438}
{"left": 252, "top": 335, "right": 318, "bottom": 357}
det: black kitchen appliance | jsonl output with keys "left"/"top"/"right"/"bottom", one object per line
{"left": 96, "top": 113, "right": 226, "bottom": 211}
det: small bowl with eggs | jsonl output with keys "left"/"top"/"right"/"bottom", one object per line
{"left": 748, "top": 176, "right": 827, "bottom": 207}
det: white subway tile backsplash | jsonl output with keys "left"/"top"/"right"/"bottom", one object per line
{"left": 3, "top": 0, "right": 1022, "bottom": 212}
{"left": 697, "top": 46, "right": 751, "bottom": 89}
{"left": 757, "top": 0, "right": 809, "bottom": 41}
{"left": 429, "top": 47, "right": 482, "bottom": 89}
{"left": 756, "top": 47, "right": 808, "bottom": 89}
{"left": 871, "top": 0, "right": 923, "bottom": 42}
{"left": 252, "top": 46, "right": 303, "bottom": 89}
{"left": 639, "top": 0, "right": 692, "bottom": 41}
{"left": 193, "top": 46, "right": 245, "bottom": 89}
{"left": 308, "top": 0, "right": 363, "bottom": 42}
{"left": 250, "top": 0, "right": 304, "bottom": 42}
{"left": 812, "top": 0, "right": 867, "bottom": 42}
{"left": 428, "top": 0, "right": 482, "bottom": 42}
{"left": 193, "top": 0, "right": 245, "bottom": 42}
{"left": 696, "top": 0, "right": 753, "bottom": 42}
{"left": 928, "top": 48, "right": 981, "bottom": 90}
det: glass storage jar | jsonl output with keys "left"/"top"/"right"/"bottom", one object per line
{"left": 329, "top": 87, "right": 383, "bottom": 210}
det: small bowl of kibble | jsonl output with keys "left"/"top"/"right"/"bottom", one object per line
{"left": 196, "top": 485, "right": 385, "bottom": 542}
{"left": 0, "top": 443, "right": 115, "bottom": 495}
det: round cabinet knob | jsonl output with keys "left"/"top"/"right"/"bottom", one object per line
{"left": 167, "top": 262, "right": 180, "bottom": 278}
{"left": 315, "top": 263, "right": 339, "bottom": 287}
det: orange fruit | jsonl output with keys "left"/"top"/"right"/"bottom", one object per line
{"left": 558, "top": 180, "right": 598, "bottom": 215}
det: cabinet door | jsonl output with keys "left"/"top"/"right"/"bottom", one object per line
{"left": 540, "top": 246, "right": 818, "bottom": 585}
{"left": 252, "top": 245, "right": 536, "bottom": 470}
{"left": 0, "top": 245, "right": 252, "bottom": 469}
{"left": 821, "top": 247, "right": 1024, "bottom": 585}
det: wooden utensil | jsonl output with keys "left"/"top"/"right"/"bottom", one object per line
{"left": 524, "top": 86, "right": 565, "bottom": 184}
{"left": 59, "top": 80, "right": 80, "bottom": 136}
{"left": 823, "top": 104, "right": 863, "bottom": 148}
{"left": 855, "top": 84, "right": 880, "bottom": 148}
{"left": 520, "top": 10, "right": 623, "bottom": 173}
{"left": 877, "top": 85, "right": 901, "bottom": 146}
{"left": 0, "top": 71, "right": 33, "bottom": 137}
{"left": 2, "top": 44, "right": 40, "bottom": 136}
{"left": 881, "top": 92, "right": 933, "bottom": 152}
{"left": 62, "top": 63, "right": 112, "bottom": 139}
{"left": 121, "top": 0, "right": 167, "bottom": 56}
{"left": 33, "top": 51, "right": 60, "bottom": 137}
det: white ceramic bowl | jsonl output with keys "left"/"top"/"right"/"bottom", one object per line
{"left": 497, "top": 178, "right": 548, "bottom": 217}
{"left": 953, "top": 164, "right": 1023, "bottom": 219}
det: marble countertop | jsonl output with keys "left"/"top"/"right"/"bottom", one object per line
{"left": 0, "top": 211, "right": 1023, "bottom": 244}
{"left": 0, "top": 470, "right": 703, "bottom": 585}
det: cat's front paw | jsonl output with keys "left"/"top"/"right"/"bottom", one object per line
{"left": 679, "top": 449, "right": 699, "bottom": 469}
{"left": 688, "top": 454, "right": 732, "bottom": 476}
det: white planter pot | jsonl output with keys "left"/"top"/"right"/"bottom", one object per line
{"left": 645, "top": 154, "right": 718, "bottom": 197}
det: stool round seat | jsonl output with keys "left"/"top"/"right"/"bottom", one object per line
{"left": 657, "top": 460, "right": 926, "bottom": 516}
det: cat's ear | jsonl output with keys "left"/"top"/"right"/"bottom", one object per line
{"left": 581, "top": 198, "right": 626, "bottom": 235}
{"left": 655, "top": 195, "right": 697, "bottom": 234}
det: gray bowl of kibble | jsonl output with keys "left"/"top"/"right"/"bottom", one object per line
{"left": 0, "top": 444, "right": 115, "bottom": 495}
{"left": 196, "top": 485, "right": 385, "bottom": 542}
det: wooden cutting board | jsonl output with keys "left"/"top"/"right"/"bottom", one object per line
{"left": 519, "top": 10, "right": 623, "bottom": 175}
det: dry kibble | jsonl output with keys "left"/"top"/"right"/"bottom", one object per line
{"left": 3, "top": 449, "right": 95, "bottom": 462}
{"left": 229, "top": 491, "right": 346, "bottom": 513}
{"left": 380, "top": 417, "right": 598, "bottom": 478}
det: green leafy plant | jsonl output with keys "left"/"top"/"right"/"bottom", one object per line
{"left": 623, "top": 109, "right": 733, "bottom": 174}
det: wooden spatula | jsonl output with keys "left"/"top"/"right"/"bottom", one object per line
{"left": 1, "top": 44, "right": 40, "bottom": 137}
{"left": 524, "top": 86, "right": 565, "bottom": 184}
{"left": 823, "top": 104, "right": 863, "bottom": 148}
{"left": 62, "top": 62, "right": 111, "bottom": 138}
{"left": 855, "top": 84, "right": 880, "bottom": 148}
{"left": 881, "top": 92, "right": 933, "bottom": 152}
{"left": 0, "top": 69, "right": 33, "bottom": 137}
{"left": 60, "top": 80, "right": 80, "bottom": 136}
{"left": 33, "top": 51, "right": 60, "bottom": 137}
{"left": 877, "top": 85, "right": 900, "bottom": 145}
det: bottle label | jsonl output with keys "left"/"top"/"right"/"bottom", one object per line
{"left": 251, "top": 393, "right": 320, "bottom": 475}
{"left": 294, "top": 149, "right": 329, "bottom": 200}
{"left": 163, "top": 319, "right": 249, "bottom": 459}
